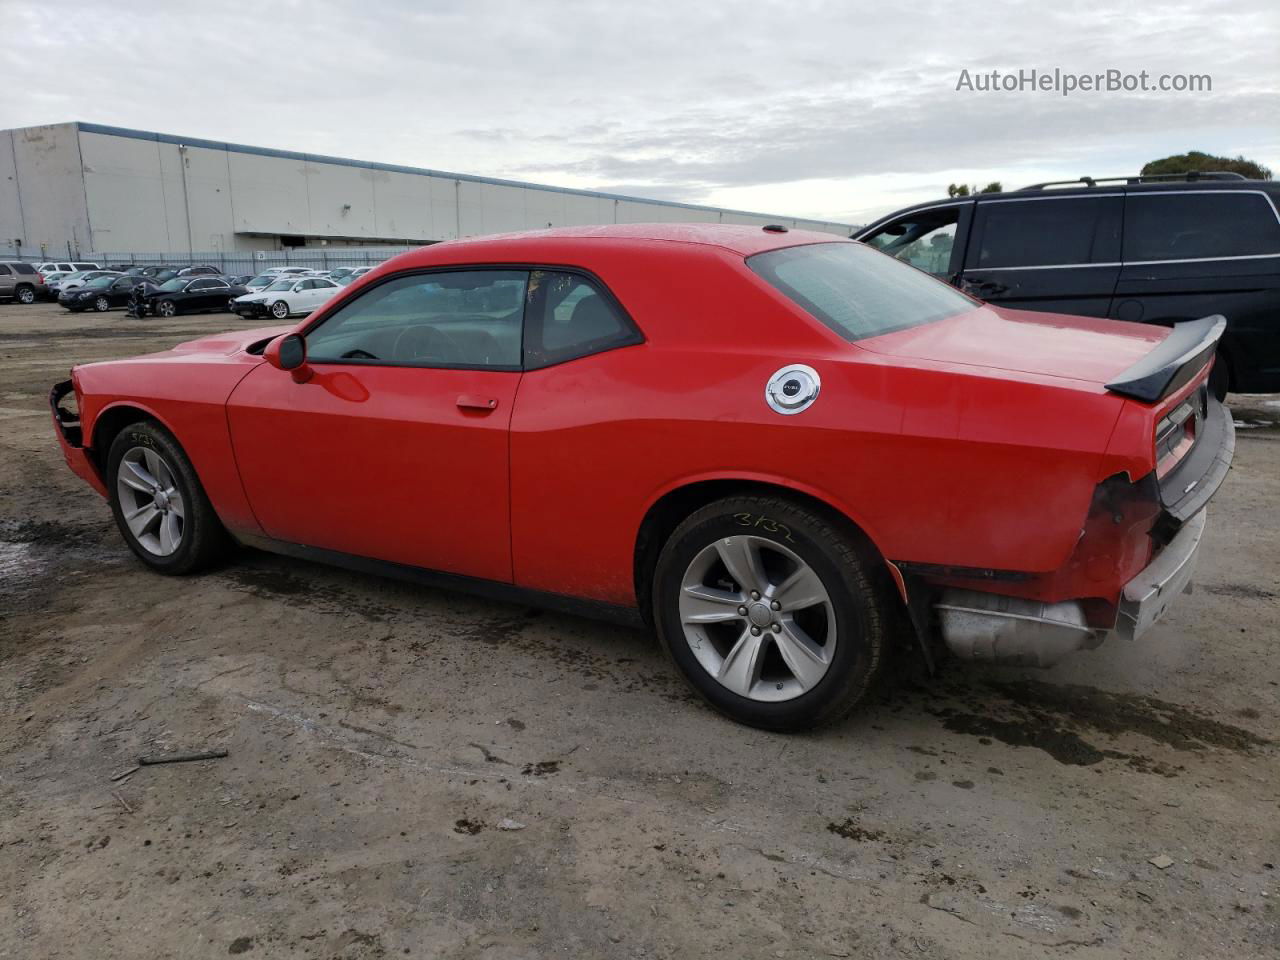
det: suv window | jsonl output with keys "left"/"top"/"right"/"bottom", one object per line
{"left": 860, "top": 207, "right": 961, "bottom": 277}
{"left": 0, "top": 265, "right": 11, "bottom": 276}
{"left": 525, "top": 271, "right": 637, "bottom": 368}
{"left": 307, "top": 270, "right": 527, "bottom": 369}
{"left": 749, "top": 241, "right": 975, "bottom": 341}
{"left": 975, "top": 197, "right": 1117, "bottom": 268}
{"left": 72, "top": 263, "right": 96, "bottom": 270}
{"left": 1124, "top": 192, "right": 1280, "bottom": 262}
{"left": 12, "top": 262, "right": 36, "bottom": 275}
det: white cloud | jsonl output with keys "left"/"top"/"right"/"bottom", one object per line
{"left": 2, "top": 0, "right": 1276, "bottom": 223}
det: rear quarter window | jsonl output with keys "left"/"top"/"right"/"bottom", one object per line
{"left": 748, "top": 242, "right": 976, "bottom": 341}
{"left": 1123, "top": 192, "right": 1280, "bottom": 261}
{"left": 12, "top": 263, "right": 36, "bottom": 275}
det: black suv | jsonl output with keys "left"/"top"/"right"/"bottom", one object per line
{"left": 854, "top": 173, "right": 1280, "bottom": 395}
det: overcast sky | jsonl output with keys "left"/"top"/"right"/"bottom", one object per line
{"left": 3, "top": 0, "right": 1277, "bottom": 225}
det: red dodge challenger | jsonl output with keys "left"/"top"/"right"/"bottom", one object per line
{"left": 50, "top": 224, "right": 1234, "bottom": 730}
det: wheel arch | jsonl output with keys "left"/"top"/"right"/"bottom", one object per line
{"left": 632, "top": 475, "right": 891, "bottom": 627}
{"left": 89, "top": 401, "right": 178, "bottom": 479}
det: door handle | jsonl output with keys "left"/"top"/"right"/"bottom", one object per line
{"left": 457, "top": 394, "right": 499, "bottom": 411}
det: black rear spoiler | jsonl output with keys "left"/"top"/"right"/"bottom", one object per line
{"left": 1105, "top": 315, "right": 1226, "bottom": 403}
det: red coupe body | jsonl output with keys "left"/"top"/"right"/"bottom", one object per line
{"left": 51, "top": 223, "right": 1232, "bottom": 674}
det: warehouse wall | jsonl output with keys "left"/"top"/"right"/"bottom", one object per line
{"left": 3, "top": 123, "right": 854, "bottom": 256}
{"left": 0, "top": 123, "right": 93, "bottom": 259}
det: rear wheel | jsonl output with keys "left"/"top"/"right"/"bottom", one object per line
{"left": 107, "top": 421, "right": 229, "bottom": 574}
{"left": 653, "top": 495, "right": 892, "bottom": 731}
{"left": 16, "top": 285, "right": 35, "bottom": 304}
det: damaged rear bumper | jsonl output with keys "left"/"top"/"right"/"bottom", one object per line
{"left": 935, "top": 509, "right": 1207, "bottom": 666}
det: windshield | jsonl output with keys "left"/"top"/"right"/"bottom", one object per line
{"left": 747, "top": 242, "right": 976, "bottom": 341}
{"left": 84, "top": 276, "right": 115, "bottom": 289}
{"left": 248, "top": 275, "right": 275, "bottom": 286}
{"left": 265, "top": 280, "right": 295, "bottom": 292}
{"left": 157, "top": 278, "right": 187, "bottom": 292}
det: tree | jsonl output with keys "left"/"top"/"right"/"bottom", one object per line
{"left": 946, "top": 181, "right": 1003, "bottom": 198}
{"left": 1142, "top": 151, "right": 1272, "bottom": 180}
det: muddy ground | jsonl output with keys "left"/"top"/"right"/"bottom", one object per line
{"left": 0, "top": 301, "right": 1276, "bottom": 959}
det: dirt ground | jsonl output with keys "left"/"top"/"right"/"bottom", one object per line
{"left": 1, "top": 300, "right": 1276, "bottom": 960}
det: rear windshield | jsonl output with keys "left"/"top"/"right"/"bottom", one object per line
{"left": 748, "top": 242, "right": 975, "bottom": 341}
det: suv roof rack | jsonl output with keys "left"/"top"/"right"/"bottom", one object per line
{"left": 1021, "top": 172, "right": 1249, "bottom": 190}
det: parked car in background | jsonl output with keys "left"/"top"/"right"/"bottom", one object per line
{"left": 242, "top": 274, "right": 282, "bottom": 294}
{"left": 227, "top": 275, "right": 254, "bottom": 286}
{"left": 58, "top": 274, "right": 154, "bottom": 312}
{"left": 50, "top": 224, "right": 1233, "bottom": 730}
{"left": 48, "top": 270, "right": 121, "bottom": 296}
{"left": 140, "top": 276, "right": 248, "bottom": 317}
{"left": 854, "top": 172, "right": 1280, "bottom": 396}
{"left": 326, "top": 266, "right": 376, "bottom": 283}
{"left": 232, "top": 276, "right": 341, "bottom": 319}
{"left": 0, "top": 261, "right": 47, "bottom": 303}
{"left": 261, "top": 267, "right": 318, "bottom": 278}
{"left": 37, "top": 261, "right": 100, "bottom": 275}
{"left": 177, "top": 265, "right": 223, "bottom": 277}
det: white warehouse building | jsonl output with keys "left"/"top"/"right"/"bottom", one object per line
{"left": 0, "top": 122, "right": 854, "bottom": 259}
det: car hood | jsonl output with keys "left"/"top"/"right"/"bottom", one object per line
{"left": 858, "top": 305, "right": 1167, "bottom": 384}
{"left": 169, "top": 325, "right": 292, "bottom": 356}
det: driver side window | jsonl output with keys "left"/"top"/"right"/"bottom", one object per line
{"left": 306, "top": 270, "right": 528, "bottom": 369}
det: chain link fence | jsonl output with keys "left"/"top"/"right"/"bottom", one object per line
{"left": 8, "top": 245, "right": 428, "bottom": 276}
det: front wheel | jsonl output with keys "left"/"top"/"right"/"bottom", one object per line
{"left": 270, "top": 300, "right": 290, "bottom": 319}
{"left": 94, "top": 295, "right": 111, "bottom": 312}
{"left": 107, "top": 421, "right": 229, "bottom": 574}
{"left": 155, "top": 299, "right": 177, "bottom": 318}
{"left": 653, "top": 495, "right": 892, "bottom": 731}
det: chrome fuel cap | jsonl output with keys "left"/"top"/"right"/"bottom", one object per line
{"left": 765, "top": 364, "right": 821, "bottom": 415}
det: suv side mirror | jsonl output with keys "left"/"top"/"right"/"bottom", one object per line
{"left": 264, "top": 333, "right": 313, "bottom": 383}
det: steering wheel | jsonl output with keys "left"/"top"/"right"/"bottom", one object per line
{"left": 392, "top": 325, "right": 462, "bottom": 363}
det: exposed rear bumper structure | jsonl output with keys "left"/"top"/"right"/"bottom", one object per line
{"left": 935, "top": 508, "right": 1208, "bottom": 665}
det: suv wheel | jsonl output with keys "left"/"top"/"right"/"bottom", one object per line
{"left": 653, "top": 495, "right": 891, "bottom": 731}
{"left": 16, "top": 285, "right": 35, "bottom": 304}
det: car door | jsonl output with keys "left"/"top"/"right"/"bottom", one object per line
{"left": 958, "top": 194, "right": 1123, "bottom": 317}
{"left": 0, "top": 265, "right": 13, "bottom": 298}
{"left": 1111, "top": 189, "right": 1280, "bottom": 392}
{"left": 109, "top": 277, "right": 134, "bottom": 306}
{"left": 226, "top": 267, "right": 527, "bottom": 582}
{"left": 856, "top": 202, "right": 973, "bottom": 281}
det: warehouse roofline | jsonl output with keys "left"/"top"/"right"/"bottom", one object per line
{"left": 72, "top": 122, "right": 855, "bottom": 230}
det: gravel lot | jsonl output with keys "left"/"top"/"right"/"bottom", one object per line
{"left": 1, "top": 301, "right": 1276, "bottom": 959}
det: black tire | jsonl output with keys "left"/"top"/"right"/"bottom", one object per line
{"left": 652, "top": 495, "right": 892, "bottom": 731}
{"left": 271, "top": 300, "right": 290, "bottom": 319}
{"left": 94, "top": 295, "right": 111, "bottom": 312}
{"left": 106, "top": 420, "right": 230, "bottom": 575}
{"left": 156, "top": 299, "right": 177, "bottom": 318}
{"left": 16, "top": 284, "right": 35, "bottom": 305}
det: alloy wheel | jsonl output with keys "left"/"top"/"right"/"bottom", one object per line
{"left": 271, "top": 301, "right": 289, "bottom": 318}
{"left": 115, "top": 446, "right": 185, "bottom": 556}
{"left": 678, "top": 535, "right": 837, "bottom": 702}
{"left": 158, "top": 300, "right": 175, "bottom": 317}
{"left": 95, "top": 296, "right": 110, "bottom": 312}
{"left": 18, "top": 287, "right": 35, "bottom": 304}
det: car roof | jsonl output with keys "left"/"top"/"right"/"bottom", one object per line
{"left": 435, "top": 222, "right": 847, "bottom": 257}
{"left": 859, "top": 178, "right": 1280, "bottom": 228}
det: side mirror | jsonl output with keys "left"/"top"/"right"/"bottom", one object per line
{"left": 264, "top": 333, "right": 313, "bottom": 383}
